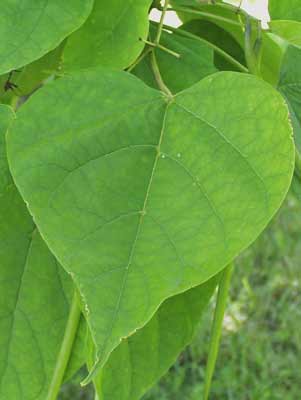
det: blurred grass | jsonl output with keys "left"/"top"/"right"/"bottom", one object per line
{"left": 60, "top": 193, "right": 301, "bottom": 400}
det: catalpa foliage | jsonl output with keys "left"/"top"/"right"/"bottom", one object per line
{"left": 0, "top": 1, "right": 300, "bottom": 399}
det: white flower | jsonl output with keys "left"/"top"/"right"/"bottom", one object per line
{"left": 223, "top": 0, "right": 270, "bottom": 29}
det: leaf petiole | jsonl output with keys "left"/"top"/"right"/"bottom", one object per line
{"left": 149, "top": 0, "right": 173, "bottom": 99}
{"left": 150, "top": 51, "right": 173, "bottom": 99}
{"left": 203, "top": 263, "right": 234, "bottom": 400}
{"left": 168, "top": 6, "right": 241, "bottom": 27}
{"left": 46, "top": 289, "right": 82, "bottom": 400}
{"left": 295, "top": 149, "right": 301, "bottom": 180}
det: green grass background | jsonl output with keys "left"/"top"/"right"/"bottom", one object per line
{"left": 59, "top": 193, "right": 301, "bottom": 400}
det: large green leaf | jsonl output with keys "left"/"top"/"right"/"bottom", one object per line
{"left": 269, "top": 0, "right": 301, "bottom": 22}
{"left": 93, "top": 277, "right": 217, "bottom": 400}
{"left": 133, "top": 26, "right": 217, "bottom": 93}
{"left": 7, "top": 70, "right": 294, "bottom": 378}
{"left": 278, "top": 44, "right": 301, "bottom": 151}
{"left": 0, "top": 105, "right": 85, "bottom": 398}
{"left": 0, "top": 0, "right": 93, "bottom": 75}
{"left": 63, "top": 0, "right": 152, "bottom": 71}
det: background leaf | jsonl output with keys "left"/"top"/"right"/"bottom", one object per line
{"left": 0, "top": 0, "right": 93, "bottom": 75}
{"left": 7, "top": 70, "right": 295, "bottom": 379}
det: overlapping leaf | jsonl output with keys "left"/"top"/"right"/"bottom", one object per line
{"left": 269, "top": 0, "right": 301, "bottom": 22}
{"left": 0, "top": 105, "right": 85, "bottom": 398}
{"left": 63, "top": 0, "right": 152, "bottom": 71}
{"left": 270, "top": 20, "right": 301, "bottom": 47}
{"left": 93, "top": 277, "right": 217, "bottom": 400}
{"left": 0, "top": 0, "right": 93, "bottom": 75}
{"left": 7, "top": 69, "right": 294, "bottom": 380}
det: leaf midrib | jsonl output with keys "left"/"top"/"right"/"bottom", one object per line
{"left": 92, "top": 101, "right": 171, "bottom": 373}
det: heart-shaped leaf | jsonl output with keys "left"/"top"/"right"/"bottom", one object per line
{"left": 0, "top": 105, "right": 86, "bottom": 398}
{"left": 63, "top": 0, "right": 153, "bottom": 71}
{"left": 93, "top": 277, "right": 217, "bottom": 400}
{"left": 7, "top": 69, "right": 294, "bottom": 378}
{"left": 0, "top": 0, "right": 93, "bottom": 75}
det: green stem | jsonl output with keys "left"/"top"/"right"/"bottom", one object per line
{"left": 244, "top": 16, "right": 262, "bottom": 77}
{"left": 208, "top": 1, "right": 260, "bottom": 23}
{"left": 149, "top": 0, "right": 173, "bottom": 99}
{"left": 141, "top": 39, "right": 180, "bottom": 58}
{"left": 245, "top": 16, "right": 256, "bottom": 75}
{"left": 169, "top": 6, "right": 241, "bottom": 27}
{"left": 157, "top": 43, "right": 181, "bottom": 58}
{"left": 46, "top": 290, "right": 82, "bottom": 400}
{"left": 150, "top": 51, "right": 173, "bottom": 98}
{"left": 10, "top": 94, "right": 19, "bottom": 111}
{"left": 203, "top": 263, "right": 234, "bottom": 400}
{"left": 154, "top": 22, "right": 248, "bottom": 73}
{"left": 155, "top": 0, "right": 170, "bottom": 44}
{"left": 127, "top": 47, "right": 152, "bottom": 72}
{"left": 295, "top": 149, "right": 301, "bottom": 180}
